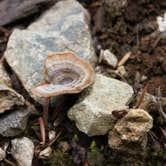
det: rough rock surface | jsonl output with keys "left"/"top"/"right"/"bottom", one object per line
{"left": 108, "top": 109, "right": 153, "bottom": 154}
{"left": 0, "top": 0, "right": 56, "bottom": 26}
{"left": 11, "top": 137, "right": 34, "bottom": 166}
{"left": 68, "top": 74, "right": 134, "bottom": 136}
{"left": 4, "top": 0, "right": 96, "bottom": 103}
{"left": 0, "top": 64, "right": 12, "bottom": 87}
{"left": 0, "top": 81, "right": 25, "bottom": 114}
{"left": 0, "top": 104, "right": 35, "bottom": 137}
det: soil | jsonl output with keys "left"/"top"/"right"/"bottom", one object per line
{"left": 0, "top": 0, "right": 165, "bottom": 165}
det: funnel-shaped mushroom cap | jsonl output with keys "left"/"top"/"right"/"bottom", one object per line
{"left": 31, "top": 51, "right": 95, "bottom": 97}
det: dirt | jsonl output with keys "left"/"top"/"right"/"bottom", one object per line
{"left": 0, "top": 0, "right": 165, "bottom": 165}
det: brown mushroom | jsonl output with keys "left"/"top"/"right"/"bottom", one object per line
{"left": 32, "top": 51, "right": 95, "bottom": 97}
{"left": 31, "top": 51, "right": 95, "bottom": 144}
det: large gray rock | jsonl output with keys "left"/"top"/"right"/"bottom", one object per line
{"left": 4, "top": 0, "right": 97, "bottom": 103}
{"left": 0, "top": 104, "right": 35, "bottom": 137}
{"left": 68, "top": 74, "right": 134, "bottom": 136}
{"left": 11, "top": 137, "right": 34, "bottom": 166}
{"left": 108, "top": 109, "right": 153, "bottom": 154}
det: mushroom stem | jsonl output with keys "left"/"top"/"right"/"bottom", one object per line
{"left": 38, "top": 117, "right": 46, "bottom": 145}
{"left": 43, "top": 97, "right": 50, "bottom": 126}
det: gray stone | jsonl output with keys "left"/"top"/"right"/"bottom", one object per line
{"left": 0, "top": 81, "right": 25, "bottom": 114}
{"left": 11, "top": 137, "right": 34, "bottom": 166}
{"left": 100, "top": 49, "right": 118, "bottom": 68}
{"left": 4, "top": 0, "right": 96, "bottom": 103}
{"left": 39, "top": 147, "right": 52, "bottom": 159}
{"left": 108, "top": 109, "right": 153, "bottom": 154}
{"left": 0, "top": 104, "right": 35, "bottom": 137}
{"left": 0, "top": 64, "right": 12, "bottom": 87}
{"left": 68, "top": 74, "right": 134, "bottom": 136}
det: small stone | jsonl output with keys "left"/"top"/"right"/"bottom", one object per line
{"left": 115, "top": 65, "right": 128, "bottom": 77}
{"left": 11, "top": 137, "right": 34, "bottom": 166}
{"left": 157, "top": 13, "right": 166, "bottom": 32}
{"left": 48, "top": 130, "right": 56, "bottom": 141}
{"left": 138, "top": 92, "right": 157, "bottom": 111}
{"left": 39, "top": 147, "right": 52, "bottom": 159}
{"left": 0, "top": 104, "right": 35, "bottom": 137}
{"left": 141, "top": 75, "right": 148, "bottom": 82}
{"left": 108, "top": 109, "right": 153, "bottom": 154}
{"left": 68, "top": 74, "right": 134, "bottom": 136}
{"left": 100, "top": 49, "right": 118, "bottom": 68}
{"left": 0, "top": 81, "right": 25, "bottom": 114}
{"left": 0, "top": 147, "right": 6, "bottom": 161}
{"left": 58, "top": 141, "right": 71, "bottom": 153}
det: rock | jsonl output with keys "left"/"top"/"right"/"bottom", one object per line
{"left": 11, "top": 137, "right": 34, "bottom": 166}
{"left": 68, "top": 74, "right": 134, "bottom": 136}
{"left": 0, "top": 64, "right": 12, "bottom": 87}
{"left": 108, "top": 109, "right": 153, "bottom": 154}
{"left": 115, "top": 65, "right": 128, "bottom": 77}
{"left": 48, "top": 130, "right": 56, "bottom": 141}
{"left": 0, "top": 147, "right": 6, "bottom": 161}
{"left": 157, "top": 13, "right": 166, "bottom": 33}
{"left": 4, "top": 0, "right": 96, "bottom": 103}
{"left": 0, "top": 0, "right": 56, "bottom": 26}
{"left": 0, "top": 81, "right": 25, "bottom": 114}
{"left": 100, "top": 49, "right": 118, "bottom": 68}
{"left": 39, "top": 147, "right": 52, "bottom": 159}
{"left": 0, "top": 104, "right": 35, "bottom": 137}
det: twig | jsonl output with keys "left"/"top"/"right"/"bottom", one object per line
{"left": 134, "top": 82, "right": 149, "bottom": 109}
{"left": 0, "top": 26, "right": 10, "bottom": 35}
{"left": 3, "top": 159, "right": 16, "bottom": 166}
{"left": 38, "top": 117, "right": 46, "bottom": 145}
{"left": 148, "top": 33, "right": 161, "bottom": 54}
{"left": 47, "top": 130, "right": 62, "bottom": 147}
{"left": 118, "top": 52, "right": 131, "bottom": 67}
{"left": 157, "top": 87, "right": 166, "bottom": 121}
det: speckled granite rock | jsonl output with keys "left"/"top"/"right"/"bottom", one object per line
{"left": 108, "top": 109, "right": 153, "bottom": 154}
{"left": 4, "top": 0, "right": 96, "bottom": 103}
{"left": 0, "top": 64, "right": 12, "bottom": 87}
{"left": 68, "top": 74, "right": 134, "bottom": 136}
{"left": 0, "top": 81, "right": 25, "bottom": 114}
{"left": 11, "top": 137, "right": 34, "bottom": 166}
{"left": 0, "top": 104, "right": 35, "bottom": 137}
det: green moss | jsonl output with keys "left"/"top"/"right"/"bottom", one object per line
{"left": 43, "top": 150, "right": 74, "bottom": 166}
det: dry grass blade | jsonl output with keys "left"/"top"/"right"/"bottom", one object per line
{"left": 135, "top": 82, "right": 149, "bottom": 109}
{"left": 118, "top": 52, "right": 131, "bottom": 67}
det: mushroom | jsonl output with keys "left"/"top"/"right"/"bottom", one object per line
{"left": 32, "top": 51, "right": 95, "bottom": 97}
{"left": 31, "top": 51, "right": 95, "bottom": 143}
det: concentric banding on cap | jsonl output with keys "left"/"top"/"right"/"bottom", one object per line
{"left": 31, "top": 51, "right": 95, "bottom": 97}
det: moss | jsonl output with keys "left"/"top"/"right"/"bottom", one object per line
{"left": 87, "top": 141, "right": 104, "bottom": 166}
{"left": 43, "top": 150, "right": 74, "bottom": 166}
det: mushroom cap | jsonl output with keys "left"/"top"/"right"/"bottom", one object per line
{"left": 31, "top": 51, "right": 95, "bottom": 97}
